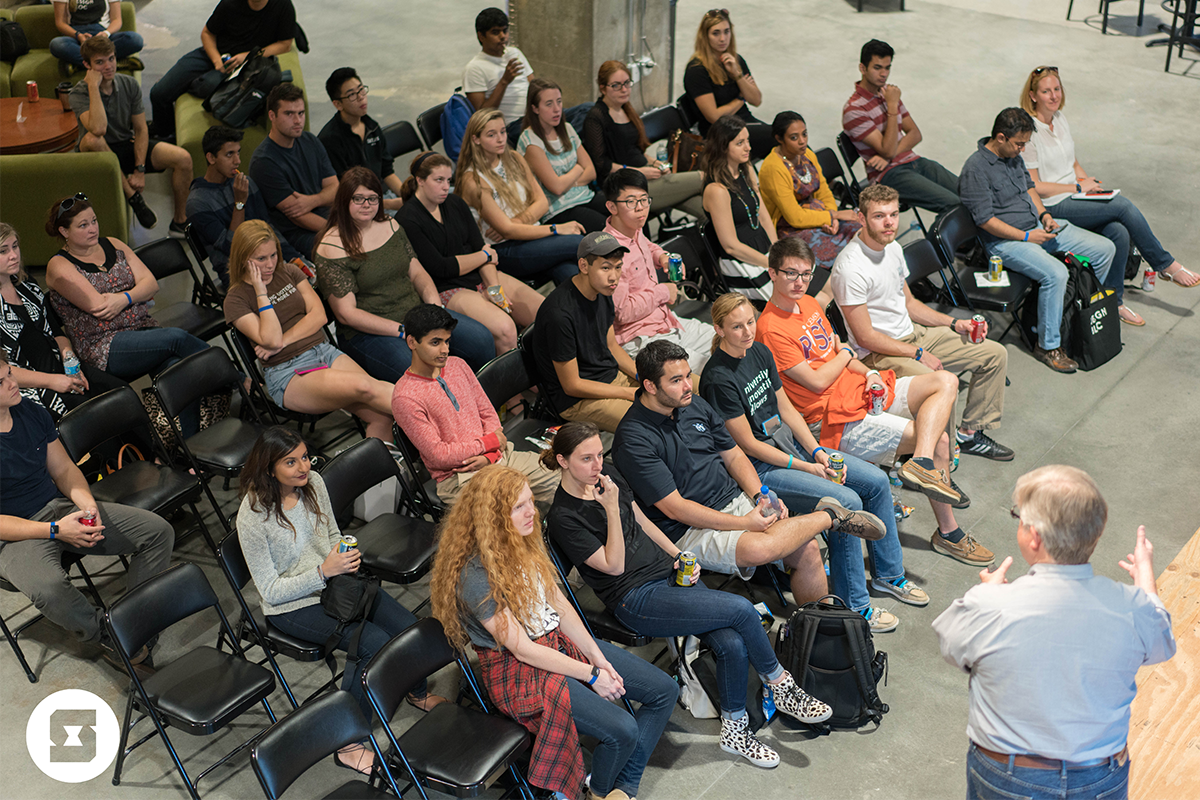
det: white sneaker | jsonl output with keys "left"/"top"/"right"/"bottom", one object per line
{"left": 770, "top": 672, "right": 833, "bottom": 724}
{"left": 719, "top": 715, "right": 780, "bottom": 768}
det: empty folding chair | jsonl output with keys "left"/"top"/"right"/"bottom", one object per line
{"left": 134, "top": 237, "right": 229, "bottom": 343}
{"left": 416, "top": 102, "right": 447, "bottom": 150}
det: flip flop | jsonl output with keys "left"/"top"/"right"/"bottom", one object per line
{"left": 1118, "top": 306, "right": 1145, "bottom": 326}
{"left": 1159, "top": 265, "right": 1200, "bottom": 288}
{"left": 333, "top": 745, "right": 375, "bottom": 776}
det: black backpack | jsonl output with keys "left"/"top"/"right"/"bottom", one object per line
{"left": 1019, "top": 251, "right": 1122, "bottom": 370}
{"left": 775, "top": 595, "right": 888, "bottom": 730}
{"left": 204, "top": 51, "right": 283, "bottom": 129}
{"left": 0, "top": 19, "right": 29, "bottom": 63}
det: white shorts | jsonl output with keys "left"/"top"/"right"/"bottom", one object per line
{"left": 835, "top": 375, "right": 915, "bottom": 466}
{"left": 621, "top": 315, "right": 715, "bottom": 373}
{"left": 674, "top": 494, "right": 785, "bottom": 580}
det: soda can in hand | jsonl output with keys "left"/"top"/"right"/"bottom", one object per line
{"left": 970, "top": 314, "right": 987, "bottom": 344}
{"left": 338, "top": 535, "right": 359, "bottom": 553}
{"left": 80, "top": 511, "right": 97, "bottom": 527}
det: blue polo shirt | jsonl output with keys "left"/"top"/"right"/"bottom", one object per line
{"left": 958, "top": 137, "right": 1038, "bottom": 242}
{"left": 613, "top": 394, "right": 741, "bottom": 542}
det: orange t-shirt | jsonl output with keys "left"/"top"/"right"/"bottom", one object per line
{"left": 755, "top": 296, "right": 896, "bottom": 448}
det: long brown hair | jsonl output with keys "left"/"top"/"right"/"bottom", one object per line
{"left": 709, "top": 291, "right": 753, "bottom": 354}
{"left": 455, "top": 108, "right": 536, "bottom": 218}
{"left": 430, "top": 465, "right": 560, "bottom": 652}
{"left": 690, "top": 8, "right": 740, "bottom": 86}
{"left": 597, "top": 60, "right": 649, "bottom": 152}
{"left": 316, "top": 166, "right": 389, "bottom": 261}
{"left": 522, "top": 78, "right": 574, "bottom": 156}
{"left": 241, "top": 427, "right": 328, "bottom": 538}
{"left": 701, "top": 114, "right": 751, "bottom": 193}
{"left": 228, "top": 220, "right": 285, "bottom": 287}
{"left": 399, "top": 151, "right": 454, "bottom": 203}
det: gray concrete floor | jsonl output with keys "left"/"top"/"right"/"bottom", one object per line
{"left": 4, "top": 1, "right": 1199, "bottom": 799}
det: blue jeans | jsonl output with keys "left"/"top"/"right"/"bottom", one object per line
{"left": 1049, "top": 194, "right": 1175, "bottom": 303}
{"left": 269, "top": 591, "right": 425, "bottom": 722}
{"left": 966, "top": 744, "right": 1129, "bottom": 800}
{"left": 755, "top": 446, "right": 905, "bottom": 612}
{"left": 985, "top": 224, "right": 1114, "bottom": 350}
{"left": 493, "top": 235, "right": 582, "bottom": 286}
{"left": 880, "top": 158, "right": 961, "bottom": 214}
{"left": 50, "top": 25, "right": 144, "bottom": 67}
{"left": 615, "top": 580, "right": 784, "bottom": 717}
{"left": 339, "top": 310, "right": 496, "bottom": 383}
{"left": 565, "top": 639, "right": 677, "bottom": 797}
{"left": 149, "top": 48, "right": 225, "bottom": 137}
{"left": 106, "top": 327, "right": 211, "bottom": 437}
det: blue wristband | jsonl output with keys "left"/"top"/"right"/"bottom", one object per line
{"left": 258, "top": 304, "right": 274, "bottom": 313}
{"left": 787, "top": 454, "right": 793, "bottom": 469}
{"left": 812, "top": 446, "right": 827, "bottom": 459}
{"left": 587, "top": 666, "right": 600, "bottom": 685}
{"left": 1023, "top": 231, "right": 1030, "bottom": 242}
{"left": 124, "top": 291, "right": 132, "bottom": 306}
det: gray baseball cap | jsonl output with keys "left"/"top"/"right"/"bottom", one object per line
{"left": 577, "top": 231, "right": 629, "bottom": 259}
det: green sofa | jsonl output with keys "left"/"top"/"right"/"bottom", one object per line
{"left": 8, "top": 2, "right": 141, "bottom": 101}
{"left": 0, "top": 151, "right": 129, "bottom": 267}
{"left": 175, "top": 46, "right": 309, "bottom": 179}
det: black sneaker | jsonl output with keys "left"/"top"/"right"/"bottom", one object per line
{"left": 957, "top": 431, "right": 1014, "bottom": 461}
{"left": 168, "top": 220, "right": 188, "bottom": 239}
{"left": 949, "top": 479, "right": 971, "bottom": 509}
{"left": 128, "top": 192, "right": 158, "bottom": 229}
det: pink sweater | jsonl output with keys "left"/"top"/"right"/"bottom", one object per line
{"left": 606, "top": 221, "right": 680, "bottom": 345}
{"left": 392, "top": 357, "right": 503, "bottom": 482}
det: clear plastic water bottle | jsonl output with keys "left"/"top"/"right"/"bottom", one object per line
{"left": 759, "top": 485, "right": 783, "bottom": 518}
{"left": 62, "top": 351, "right": 80, "bottom": 377}
{"left": 656, "top": 142, "right": 669, "bottom": 170}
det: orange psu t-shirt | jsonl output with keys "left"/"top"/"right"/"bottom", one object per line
{"left": 755, "top": 296, "right": 896, "bottom": 449}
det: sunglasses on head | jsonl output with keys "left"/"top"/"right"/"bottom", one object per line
{"left": 706, "top": 8, "right": 730, "bottom": 19}
{"left": 1033, "top": 66, "right": 1058, "bottom": 75}
{"left": 55, "top": 193, "right": 88, "bottom": 221}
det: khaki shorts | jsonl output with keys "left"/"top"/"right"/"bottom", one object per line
{"left": 674, "top": 494, "right": 785, "bottom": 580}
{"left": 560, "top": 373, "right": 637, "bottom": 433}
{"left": 436, "top": 444, "right": 561, "bottom": 508}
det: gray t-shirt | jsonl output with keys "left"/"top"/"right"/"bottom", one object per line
{"left": 69, "top": 73, "right": 142, "bottom": 147}
{"left": 458, "top": 556, "right": 560, "bottom": 650}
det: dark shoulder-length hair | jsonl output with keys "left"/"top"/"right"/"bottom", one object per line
{"left": 241, "top": 426, "right": 327, "bottom": 538}
{"left": 700, "top": 114, "right": 750, "bottom": 194}
{"left": 316, "top": 166, "right": 388, "bottom": 261}
{"left": 522, "top": 77, "right": 574, "bottom": 156}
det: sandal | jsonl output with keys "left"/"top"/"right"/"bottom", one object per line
{"left": 333, "top": 744, "right": 376, "bottom": 776}
{"left": 1118, "top": 305, "right": 1145, "bottom": 326}
{"left": 1159, "top": 265, "right": 1200, "bottom": 288}
{"left": 406, "top": 692, "right": 449, "bottom": 713}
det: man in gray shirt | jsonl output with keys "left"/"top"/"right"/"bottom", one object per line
{"left": 71, "top": 36, "right": 194, "bottom": 235}
{"left": 933, "top": 464, "right": 1175, "bottom": 800}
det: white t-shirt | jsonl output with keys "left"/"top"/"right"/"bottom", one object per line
{"left": 830, "top": 234, "right": 913, "bottom": 357}
{"left": 462, "top": 46, "right": 532, "bottom": 128}
{"left": 1022, "top": 111, "right": 1077, "bottom": 207}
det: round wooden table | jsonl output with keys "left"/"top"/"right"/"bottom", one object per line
{"left": 1, "top": 96, "right": 79, "bottom": 155}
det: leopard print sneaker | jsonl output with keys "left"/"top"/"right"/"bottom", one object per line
{"left": 771, "top": 672, "right": 833, "bottom": 724}
{"left": 719, "top": 715, "right": 780, "bottom": 768}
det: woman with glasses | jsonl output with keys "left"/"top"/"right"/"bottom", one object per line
{"left": 582, "top": 60, "right": 706, "bottom": 220}
{"left": 518, "top": 78, "right": 608, "bottom": 233}
{"left": 457, "top": 108, "right": 584, "bottom": 287}
{"left": 44, "top": 195, "right": 211, "bottom": 436}
{"left": 702, "top": 115, "right": 776, "bottom": 302}
{"left": 1019, "top": 66, "right": 1197, "bottom": 328}
{"left": 683, "top": 9, "right": 773, "bottom": 157}
{"left": 759, "top": 111, "right": 862, "bottom": 271}
{"left": 315, "top": 167, "right": 496, "bottom": 380}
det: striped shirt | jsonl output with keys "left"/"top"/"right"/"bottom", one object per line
{"left": 841, "top": 83, "right": 920, "bottom": 183}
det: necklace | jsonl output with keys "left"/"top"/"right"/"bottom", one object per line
{"left": 731, "top": 173, "right": 760, "bottom": 230}
{"left": 782, "top": 151, "right": 812, "bottom": 185}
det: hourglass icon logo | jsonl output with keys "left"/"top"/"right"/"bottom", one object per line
{"left": 26, "top": 690, "right": 119, "bottom": 783}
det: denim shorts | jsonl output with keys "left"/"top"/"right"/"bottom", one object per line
{"left": 261, "top": 342, "right": 344, "bottom": 407}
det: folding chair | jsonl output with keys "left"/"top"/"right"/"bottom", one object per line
{"left": 657, "top": 228, "right": 719, "bottom": 306}
{"left": 389, "top": 422, "right": 447, "bottom": 520}
{"left": 182, "top": 222, "right": 229, "bottom": 308}
{"left": 416, "top": 102, "right": 447, "bottom": 150}
{"left": 836, "top": 131, "right": 926, "bottom": 235}
{"left": 475, "top": 347, "right": 551, "bottom": 445}
{"left": 902, "top": 238, "right": 961, "bottom": 309}
{"left": 106, "top": 563, "right": 278, "bottom": 799}
{"left": 382, "top": 120, "right": 424, "bottom": 162}
{"left": 814, "top": 146, "right": 857, "bottom": 211}
{"left": 1067, "top": 0, "right": 1145, "bottom": 34}
{"left": 134, "top": 238, "right": 229, "bottom": 343}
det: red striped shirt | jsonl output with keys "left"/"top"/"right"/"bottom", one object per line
{"left": 841, "top": 83, "right": 919, "bottom": 183}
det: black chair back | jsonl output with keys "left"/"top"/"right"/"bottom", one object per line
{"left": 815, "top": 147, "right": 855, "bottom": 210}
{"left": 475, "top": 348, "right": 533, "bottom": 410}
{"left": 319, "top": 438, "right": 401, "bottom": 520}
{"left": 416, "top": 102, "right": 447, "bottom": 149}
{"left": 904, "top": 239, "right": 948, "bottom": 285}
{"left": 676, "top": 95, "right": 700, "bottom": 131}
{"left": 134, "top": 237, "right": 195, "bottom": 281}
{"left": 382, "top": 120, "right": 423, "bottom": 161}
{"left": 107, "top": 562, "right": 219, "bottom": 658}
{"left": 928, "top": 205, "right": 978, "bottom": 265}
{"left": 153, "top": 347, "right": 242, "bottom": 420}
{"left": 836, "top": 130, "right": 861, "bottom": 169}
{"left": 362, "top": 618, "right": 456, "bottom": 719}
{"left": 825, "top": 300, "right": 849, "bottom": 340}
{"left": 641, "top": 105, "right": 685, "bottom": 144}
{"left": 58, "top": 386, "right": 153, "bottom": 462}
{"left": 217, "top": 530, "right": 252, "bottom": 591}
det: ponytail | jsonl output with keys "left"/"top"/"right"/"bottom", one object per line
{"left": 402, "top": 151, "right": 454, "bottom": 203}
{"left": 542, "top": 421, "right": 602, "bottom": 472}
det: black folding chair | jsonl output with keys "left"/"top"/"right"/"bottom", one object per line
{"left": 836, "top": 131, "right": 927, "bottom": 235}
{"left": 389, "top": 422, "right": 447, "bottom": 520}
{"left": 134, "top": 238, "right": 229, "bottom": 343}
{"left": 362, "top": 618, "right": 535, "bottom": 800}
{"left": 106, "top": 563, "right": 277, "bottom": 800}
{"left": 416, "top": 102, "right": 447, "bottom": 150}
{"left": 382, "top": 119, "right": 424, "bottom": 162}
{"left": 251, "top": 690, "right": 402, "bottom": 800}
{"left": 902, "top": 238, "right": 960, "bottom": 310}
{"left": 657, "top": 228, "right": 718, "bottom": 306}
{"left": 181, "top": 222, "right": 227, "bottom": 308}
{"left": 475, "top": 347, "right": 550, "bottom": 445}
{"left": 516, "top": 323, "right": 563, "bottom": 424}
{"left": 814, "top": 146, "right": 857, "bottom": 211}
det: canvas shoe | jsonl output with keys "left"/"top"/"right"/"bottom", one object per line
{"left": 814, "top": 497, "right": 886, "bottom": 541}
{"left": 770, "top": 672, "right": 834, "bottom": 724}
{"left": 719, "top": 715, "right": 780, "bottom": 768}
{"left": 897, "top": 459, "right": 961, "bottom": 504}
{"left": 871, "top": 576, "right": 930, "bottom": 606}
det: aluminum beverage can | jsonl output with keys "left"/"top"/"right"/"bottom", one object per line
{"left": 667, "top": 254, "right": 683, "bottom": 282}
{"left": 987, "top": 255, "right": 1003, "bottom": 282}
{"left": 338, "top": 535, "right": 359, "bottom": 553}
{"left": 827, "top": 454, "right": 846, "bottom": 485}
{"left": 675, "top": 551, "right": 698, "bottom": 586}
{"left": 1142, "top": 268, "right": 1156, "bottom": 292}
{"left": 867, "top": 385, "right": 886, "bottom": 416}
{"left": 80, "top": 511, "right": 97, "bottom": 526}
{"left": 970, "top": 314, "right": 987, "bottom": 344}
{"left": 26, "top": 81, "right": 39, "bottom": 102}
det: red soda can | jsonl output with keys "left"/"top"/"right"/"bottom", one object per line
{"left": 81, "top": 511, "right": 97, "bottom": 527}
{"left": 1142, "top": 268, "right": 1155, "bottom": 292}
{"left": 970, "top": 314, "right": 987, "bottom": 344}
{"left": 26, "top": 81, "right": 40, "bottom": 102}
{"left": 867, "top": 385, "right": 886, "bottom": 416}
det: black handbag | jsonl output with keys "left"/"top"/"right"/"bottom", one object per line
{"left": 1067, "top": 272, "right": 1122, "bottom": 371}
{"left": 0, "top": 20, "right": 29, "bottom": 63}
{"left": 319, "top": 571, "right": 379, "bottom": 678}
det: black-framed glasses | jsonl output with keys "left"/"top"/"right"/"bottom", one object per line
{"left": 350, "top": 194, "right": 381, "bottom": 207}
{"left": 340, "top": 85, "right": 369, "bottom": 102}
{"left": 1033, "top": 66, "right": 1059, "bottom": 75}
{"left": 770, "top": 266, "right": 814, "bottom": 282}
{"left": 614, "top": 197, "right": 652, "bottom": 209}
{"left": 607, "top": 80, "right": 633, "bottom": 90}
{"left": 55, "top": 193, "right": 88, "bottom": 221}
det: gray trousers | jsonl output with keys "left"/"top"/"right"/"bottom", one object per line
{"left": 0, "top": 499, "right": 175, "bottom": 643}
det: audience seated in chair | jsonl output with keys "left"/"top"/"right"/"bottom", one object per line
{"left": 603, "top": 169, "right": 713, "bottom": 371}
{"left": 149, "top": 0, "right": 296, "bottom": 139}
{"left": 530, "top": 232, "right": 639, "bottom": 433}
{"left": 842, "top": 39, "right": 960, "bottom": 215}
{"left": 957, "top": 107, "right": 1114, "bottom": 374}
{"left": 70, "top": 36, "right": 192, "bottom": 235}
{"left": 831, "top": 184, "right": 1014, "bottom": 462}
{"left": 756, "top": 238, "right": 993, "bottom": 567}
{"left": 187, "top": 125, "right": 302, "bottom": 290}
{"left": 50, "top": 0, "right": 143, "bottom": 68}
{"left": 391, "top": 304, "right": 559, "bottom": 510}
{"left": 249, "top": 82, "right": 337, "bottom": 258}
{"left": 397, "top": 152, "right": 542, "bottom": 361}
{"left": 463, "top": 6, "right": 533, "bottom": 146}
{"left": 318, "top": 67, "right": 405, "bottom": 212}
{"left": 0, "top": 351, "right": 173, "bottom": 677}
{"left": 223, "top": 220, "right": 395, "bottom": 441}
{"left": 430, "top": 464, "right": 677, "bottom": 800}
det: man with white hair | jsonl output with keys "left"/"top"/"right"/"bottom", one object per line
{"left": 932, "top": 465, "right": 1176, "bottom": 799}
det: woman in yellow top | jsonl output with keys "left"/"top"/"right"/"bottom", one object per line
{"left": 759, "top": 112, "right": 861, "bottom": 271}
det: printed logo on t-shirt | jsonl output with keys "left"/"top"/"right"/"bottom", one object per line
{"left": 271, "top": 282, "right": 298, "bottom": 306}
{"left": 742, "top": 369, "right": 772, "bottom": 417}
{"left": 795, "top": 313, "right": 834, "bottom": 363}
{"left": 692, "top": 422, "right": 708, "bottom": 433}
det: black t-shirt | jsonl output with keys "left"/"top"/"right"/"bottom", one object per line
{"left": 546, "top": 470, "right": 674, "bottom": 610}
{"left": 205, "top": 0, "right": 296, "bottom": 57}
{"left": 248, "top": 132, "right": 335, "bottom": 253}
{"left": 0, "top": 400, "right": 63, "bottom": 521}
{"left": 317, "top": 113, "right": 394, "bottom": 181}
{"left": 67, "top": 0, "right": 107, "bottom": 27}
{"left": 698, "top": 342, "right": 782, "bottom": 443}
{"left": 612, "top": 395, "right": 740, "bottom": 541}
{"left": 532, "top": 280, "right": 618, "bottom": 415}
{"left": 396, "top": 194, "right": 485, "bottom": 292}
{"left": 684, "top": 56, "right": 756, "bottom": 135}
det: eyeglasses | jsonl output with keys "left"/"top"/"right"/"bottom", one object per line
{"left": 340, "top": 85, "right": 369, "bottom": 101}
{"left": 614, "top": 197, "right": 652, "bottom": 209}
{"left": 1009, "top": 505, "right": 1022, "bottom": 522}
{"left": 1033, "top": 66, "right": 1059, "bottom": 75}
{"left": 55, "top": 192, "right": 88, "bottom": 221}
{"left": 606, "top": 80, "right": 633, "bottom": 90}
{"left": 771, "top": 267, "right": 814, "bottom": 283}
{"left": 706, "top": 8, "right": 730, "bottom": 18}
{"left": 350, "top": 194, "right": 380, "bottom": 206}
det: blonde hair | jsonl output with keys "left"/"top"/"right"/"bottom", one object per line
{"left": 1012, "top": 465, "right": 1106, "bottom": 564}
{"left": 1019, "top": 66, "right": 1066, "bottom": 116}
{"left": 228, "top": 220, "right": 284, "bottom": 287}
{"left": 454, "top": 108, "right": 536, "bottom": 219}
{"left": 0, "top": 223, "right": 25, "bottom": 283}
{"left": 690, "top": 8, "right": 740, "bottom": 86}
{"left": 710, "top": 291, "right": 753, "bottom": 353}
{"left": 430, "top": 466, "right": 560, "bottom": 652}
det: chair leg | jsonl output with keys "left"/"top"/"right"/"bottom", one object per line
{"left": 72, "top": 562, "right": 106, "bottom": 610}
{"left": 1, "top": 615, "right": 37, "bottom": 683}
{"left": 1102, "top": 0, "right": 1109, "bottom": 34}
{"left": 111, "top": 691, "right": 136, "bottom": 786}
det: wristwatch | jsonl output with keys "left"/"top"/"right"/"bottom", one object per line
{"left": 483, "top": 249, "right": 492, "bottom": 263}
{"left": 235, "top": 201, "right": 246, "bottom": 211}
{"left": 49, "top": 522, "right": 58, "bottom": 540}
{"left": 549, "top": 224, "right": 559, "bottom": 236}
{"left": 1039, "top": 210, "right": 1053, "bottom": 221}
{"left": 588, "top": 665, "right": 600, "bottom": 685}
{"left": 134, "top": 165, "right": 146, "bottom": 174}
{"left": 1075, "top": 182, "right": 1082, "bottom": 193}
{"left": 914, "top": 347, "right": 924, "bottom": 362}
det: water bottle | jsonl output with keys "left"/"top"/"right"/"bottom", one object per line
{"left": 759, "top": 485, "right": 783, "bottom": 519}
{"left": 62, "top": 351, "right": 80, "bottom": 377}
{"left": 656, "top": 142, "right": 669, "bottom": 170}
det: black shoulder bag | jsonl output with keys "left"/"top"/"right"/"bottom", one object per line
{"left": 319, "top": 570, "right": 380, "bottom": 679}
